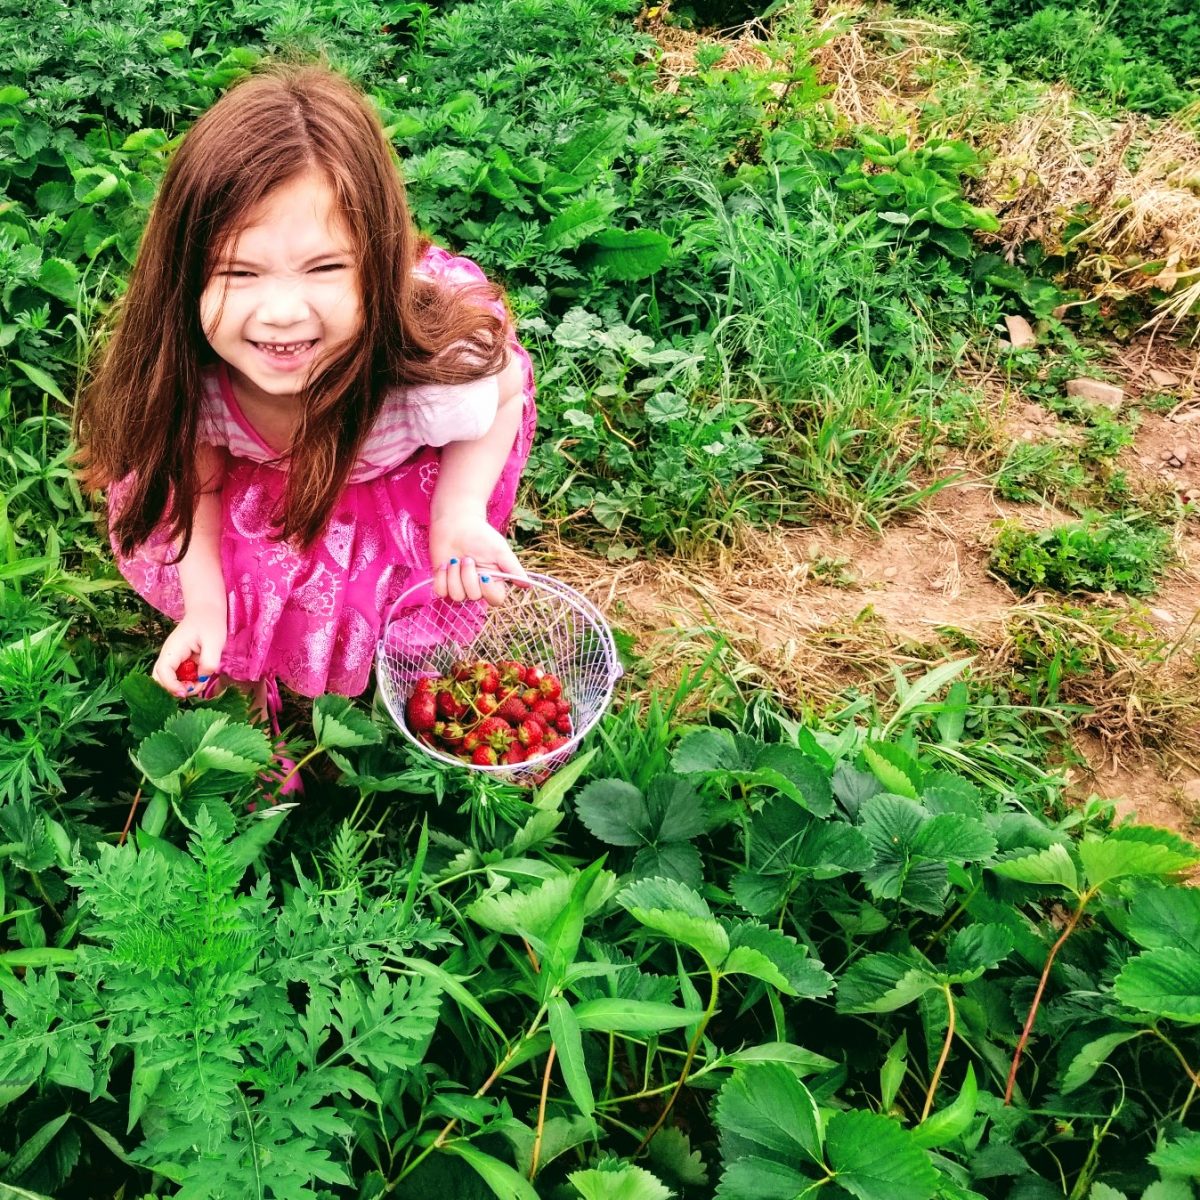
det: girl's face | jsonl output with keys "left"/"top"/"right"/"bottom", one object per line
{"left": 200, "top": 170, "right": 363, "bottom": 408}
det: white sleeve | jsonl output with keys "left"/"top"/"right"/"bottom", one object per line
{"left": 406, "top": 373, "right": 500, "bottom": 447}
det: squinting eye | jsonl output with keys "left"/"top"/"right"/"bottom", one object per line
{"left": 312, "top": 264, "right": 347, "bottom": 273}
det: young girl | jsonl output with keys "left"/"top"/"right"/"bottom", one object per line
{"left": 75, "top": 65, "right": 537, "bottom": 726}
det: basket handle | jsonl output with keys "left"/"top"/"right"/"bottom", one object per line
{"left": 380, "top": 569, "right": 542, "bottom": 637}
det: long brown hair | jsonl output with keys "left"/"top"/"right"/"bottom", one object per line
{"left": 76, "top": 63, "right": 509, "bottom": 556}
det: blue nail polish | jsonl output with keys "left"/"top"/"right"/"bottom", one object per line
{"left": 449, "top": 557, "right": 458, "bottom": 565}
{"left": 198, "top": 675, "right": 210, "bottom": 683}
{"left": 480, "top": 574, "right": 490, "bottom": 583}
{"left": 186, "top": 685, "right": 195, "bottom": 694}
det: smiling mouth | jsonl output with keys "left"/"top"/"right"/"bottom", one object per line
{"left": 252, "top": 339, "right": 317, "bottom": 356}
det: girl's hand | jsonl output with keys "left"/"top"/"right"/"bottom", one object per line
{"left": 153, "top": 608, "right": 227, "bottom": 699}
{"left": 429, "top": 511, "right": 529, "bottom": 605}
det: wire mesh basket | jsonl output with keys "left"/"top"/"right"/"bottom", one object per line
{"left": 376, "top": 572, "right": 622, "bottom": 783}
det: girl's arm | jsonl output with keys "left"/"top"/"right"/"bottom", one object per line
{"left": 429, "top": 354, "right": 529, "bottom": 605}
{"left": 152, "top": 443, "right": 229, "bottom": 697}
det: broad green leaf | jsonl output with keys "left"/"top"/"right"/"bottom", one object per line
{"left": 1080, "top": 826, "right": 1200, "bottom": 889}
{"left": 134, "top": 729, "right": 190, "bottom": 792}
{"left": 0, "top": 947, "right": 78, "bottom": 968}
{"left": 990, "top": 843, "right": 1079, "bottom": 892}
{"left": 587, "top": 228, "right": 671, "bottom": 281}
{"left": 647, "top": 773, "right": 709, "bottom": 842}
{"left": 716, "top": 1063, "right": 823, "bottom": 1164}
{"left": 570, "top": 1163, "right": 672, "bottom": 1200}
{"left": 1150, "top": 1131, "right": 1200, "bottom": 1177}
{"left": 1127, "top": 888, "right": 1200, "bottom": 953}
{"left": 912, "top": 814, "right": 996, "bottom": 864}
{"left": 825, "top": 1109, "right": 939, "bottom": 1200}
{"left": 837, "top": 953, "right": 937, "bottom": 1013}
{"left": 943, "top": 923, "right": 1014, "bottom": 982}
{"left": 3, "top": 1112, "right": 72, "bottom": 1179}
{"left": 719, "top": 1042, "right": 836, "bottom": 1075}
{"left": 672, "top": 728, "right": 755, "bottom": 774}
{"left": 312, "top": 694, "right": 382, "bottom": 749}
{"left": 752, "top": 745, "right": 834, "bottom": 817}
{"left": 0, "top": 85, "right": 29, "bottom": 104}
{"left": 1061, "top": 1031, "right": 1144, "bottom": 1093}
{"left": 397, "top": 956, "right": 503, "bottom": 1036}
{"left": 646, "top": 1126, "right": 708, "bottom": 1185}
{"left": 555, "top": 113, "right": 628, "bottom": 178}
{"left": 543, "top": 196, "right": 613, "bottom": 251}
{"left": 912, "top": 1063, "right": 977, "bottom": 1148}
{"left": 714, "top": 1156, "right": 812, "bottom": 1199}
{"left": 633, "top": 841, "right": 703, "bottom": 889}
{"left": 548, "top": 996, "right": 594, "bottom": 1118}
{"left": 195, "top": 721, "right": 273, "bottom": 775}
{"left": 862, "top": 744, "right": 918, "bottom": 799}
{"left": 36, "top": 257, "right": 79, "bottom": 303}
{"left": 469, "top": 869, "right": 618, "bottom": 942}
{"left": 1113, "top": 948, "right": 1200, "bottom": 1023}
{"left": 572, "top": 997, "right": 703, "bottom": 1033}
{"left": 505, "top": 1115, "right": 597, "bottom": 1179}
{"left": 121, "top": 671, "right": 179, "bottom": 740}
{"left": 447, "top": 1142, "right": 540, "bottom": 1200}
{"left": 574, "top": 779, "right": 647, "bottom": 846}
{"left": 1142, "top": 1181, "right": 1194, "bottom": 1200}
{"left": 725, "top": 923, "right": 834, "bottom": 998}
{"left": 1088, "top": 1186, "right": 1128, "bottom": 1200}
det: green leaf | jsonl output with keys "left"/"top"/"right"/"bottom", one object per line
{"left": 672, "top": 727, "right": 754, "bottom": 774}
{"left": 134, "top": 728, "right": 191, "bottom": 792}
{"left": 1150, "top": 1131, "right": 1200, "bottom": 1177}
{"left": 543, "top": 197, "right": 613, "bottom": 251}
{"left": 717, "top": 1063, "right": 823, "bottom": 1164}
{"left": 575, "top": 779, "right": 647, "bottom": 846}
{"left": 990, "top": 843, "right": 1079, "bottom": 892}
{"left": 447, "top": 1143, "right": 540, "bottom": 1200}
{"left": 1127, "top": 888, "right": 1200, "bottom": 953}
{"left": 912, "top": 1064, "right": 976, "bottom": 1148}
{"left": 534, "top": 747, "right": 597, "bottom": 812}
{"left": 633, "top": 841, "right": 703, "bottom": 889}
{"left": 586, "top": 227, "right": 671, "bottom": 281}
{"left": 36, "top": 257, "right": 79, "bottom": 303}
{"left": 469, "top": 868, "right": 618, "bottom": 942}
{"left": 1088, "top": 1185, "right": 1128, "bottom": 1200}
{"left": 912, "top": 814, "right": 996, "bottom": 863}
{"left": 554, "top": 113, "right": 628, "bottom": 178}
{"left": 1113, "top": 948, "right": 1200, "bottom": 1023}
{"left": 718, "top": 1042, "right": 836, "bottom": 1075}
{"left": 313, "top": 694, "right": 382, "bottom": 749}
{"left": 825, "top": 1109, "right": 939, "bottom": 1200}
{"left": 619, "top": 875, "right": 729, "bottom": 971}
{"left": 0, "top": 947, "right": 79, "bottom": 968}
{"left": 1142, "top": 1181, "right": 1194, "bottom": 1200}
{"left": 572, "top": 997, "right": 704, "bottom": 1033}
{"left": 646, "top": 773, "right": 709, "bottom": 842}
{"left": 837, "top": 953, "right": 937, "bottom": 1013}
{"left": 1061, "top": 1031, "right": 1144, "bottom": 1093}
{"left": 724, "top": 923, "right": 834, "bottom": 998}
{"left": 1079, "top": 826, "right": 1200, "bottom": 890}
{"left": 646, "top": 1126, "right": 709, "bottom": 1185}
{"left": 11, "top": 360, "right": 68, "bottom": 404}
{"left": 862, "top": 744, "right": 918, "bottom": 798}
{"left": 570, "top": 1163, "right": 672, "bottom": 1200}
{"left": 943, "top": 923, "right": 1014, "bottom": 982}
{"left": 121, "top": 672, "right": 179, "bottom": 740}
{"left": 0, "top": 85, "right": 29, "bottom": 105}
{"left": 548, "top": 996, "right": 594, "bottom": 1118}
{"left": 4, "top": 1112, "right": 71, "bottom": 1179}
{"left": 880, "top": 1032, "right": 908, "bottom": 1111}
{"left": 194, "top": 721, "right": 273, "bottom": 775}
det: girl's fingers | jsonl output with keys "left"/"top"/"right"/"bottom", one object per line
{"left": 478, "top": 564, "right": 507, "bottom": 607}
{"left": 432, "top": 560, "right": 449, "bottom": 599}
{"left": 445, "top": 556, "right": 465, "bottom": 603}
{"left": 460, "top": 555, "right": 482, "bottom": 602}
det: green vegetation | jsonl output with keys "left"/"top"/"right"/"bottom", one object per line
{"left": 2, "top": 0, "right": 1198, "bottom": 1196}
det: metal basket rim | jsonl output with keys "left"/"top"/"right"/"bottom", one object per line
{"left": 374, "top": 571, "right": 622, "bottom": 777}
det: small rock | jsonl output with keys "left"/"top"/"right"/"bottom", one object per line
{"left": 1180, "top": 778, "right": 1200, "bottom": 809}
{"left": 1148, "top": 367, "right": 1180, "bottom": 388}
{"left": 1066, "top": 378, "right": 1124, "bottom": 410}
{"left": 1020, "top": 429, "right": 1037, "bottom": 441}
{"left": 1149, "top": 607, "right": 1175, "bottom": 623}
{"left": 1004, "top": 315, "right": 1037, "bottom": 349}
{"left": 1160, "top": 447, "right": 1188, "bottom": 469}
{"left": 1173, "top": 445, "right": 1189, "bottom": 466}
{"left": 883, "top": 566, "right": 898, "bottom": 580}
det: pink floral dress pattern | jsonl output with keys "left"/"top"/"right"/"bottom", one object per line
{"left": 108, "top": 247, "right": 537, "bottom": 697}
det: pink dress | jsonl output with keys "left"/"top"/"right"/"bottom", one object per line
{"left": 110, "top": 246, "right": 537, "bottom": 698}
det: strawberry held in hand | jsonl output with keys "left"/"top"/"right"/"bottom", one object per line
{"left": 177, "top": 658, "right": 199, "bottom": 684}
{"left": 403, "top": 656, "right": 576, "bottom": 770}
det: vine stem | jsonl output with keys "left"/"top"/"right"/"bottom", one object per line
{"left": 118, "top": 785, "right": 143, "bottom": 847}
{"left": 529, "top": 1044, "right": 557, "bottom": 1180}
{"left": 1005, "top": 891, "right": 1093, "bottom": 1105}
{"left": 921, "top": 984, "right": 956, "bottom": 1122}
{"left": 387, "top": 1004, "right": 548, "bottom": 1191}
{"left": 635, "top": 969, "right": 720, "bottom": 1156}
{"left": 1151, "top": 1028, "right": 1200, "bottom": 1119}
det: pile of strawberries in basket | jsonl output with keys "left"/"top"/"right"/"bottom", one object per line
{"left": 404, "top": 658, "right": 573, "bottom": 766}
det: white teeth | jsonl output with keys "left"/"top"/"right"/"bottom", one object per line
{"left": 257, "top": 340, "right": 315, "bottom": 355}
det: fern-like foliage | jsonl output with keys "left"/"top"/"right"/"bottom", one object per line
{"left": 0, "top": 802, "right": 450, "bottom": 1196}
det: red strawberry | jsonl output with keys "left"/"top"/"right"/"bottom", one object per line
{"left": 498, "top": 659, "right": 524, "bottom": 686}
{"left": 521, "top": 688, "right": 541, "bottom": 707}
{"left": 471, "top": 745, "right": 498, "bottom": 767}
{"left": 462, "top": 731, "right": 482, "bottom": 753}
{"left": 554, "top": 714, "right": 573, "bottom": 735}
{"left": 517, "top": 718, "right": 544, "bottom": 749}
{"left": 496, "top": 696, "right": 529, "bottom": 725}
{"left": 475, "top": 692, "right": 499, "bottom": 717}
{"left": 523, "top": 664, "right": 545, "bottom": 687}
{"left": 538, "top": 674, "right": 562, "bottom": 701}
{"left": 555, "top": 698, "right": 571, "bottom": 716}
{"left": 177, "top": 658, "right": 199, "bottom": 683}
{"left": 478, "top": 716, "right": 514, "bottom": 750}
{"left": 543, "top": 734, "right": 568, "bottom": 753}
{"left": 436, "top": 689, "right": 465, "bottom": 720}
{"left": 414, "top": 676, "right": 436, "bottom": 695}
{"left": 500, "top": 745, "right": 526, "bottom": 766}
{"left": 406, "top": 690, "right": 438, "bottom": 732}
{"left": 531, "top": 699, "right": 558, "bottom": 727}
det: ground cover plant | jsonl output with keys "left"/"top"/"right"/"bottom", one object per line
{"left": 2, "top": 0, "right": 1199, "bottom": 1196}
